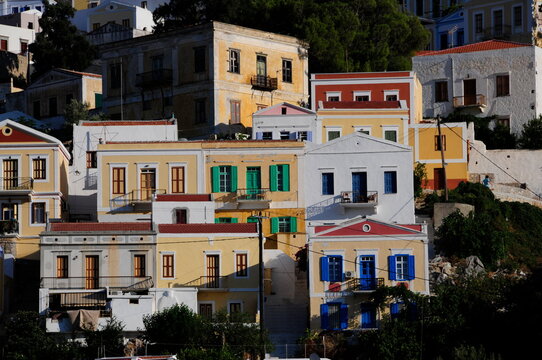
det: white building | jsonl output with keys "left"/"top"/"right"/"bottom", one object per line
{"left": 0, "top": 22, "right": 34, "bottom": 53}
{"left": 86, "top": 0, "right": 166, "bottom": 12}
{"left": 69, "top": 119, "right": 178, "bottom": 222}
{"left": 72, "top": 0, "right": 155, "bottom": 33}
{"left": 252, "top": 102, "right": 320, "bottom": 142}
{"left": 0, "top": 0, "right": 47, "bottom": 16}
{"left": 412, "top": 39, "right": 541, "bottom": 134}
{"left": 303, "top": 131, "right": 415, "bottom": 225}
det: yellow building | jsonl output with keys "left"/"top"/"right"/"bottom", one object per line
{"left": 308, "top": 218, "right": 429, "bottom": 330}
{"left": 317, "top": 101, "right": 411, "bottom": 145}
{"left": 410, "top": 121, "right": 470, "bottom": 190}
{"left": 0, "top": 119, "right": 70, "bottom": 260}
{"left": 99, "top": 21, "right": 309, "bottom": 138}
{"left": 157, "top": 222, "right": 260, "bottom": 318}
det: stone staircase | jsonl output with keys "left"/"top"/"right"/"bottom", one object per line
{"left": 491, "top": 184, "right": 542, "bottom": 208}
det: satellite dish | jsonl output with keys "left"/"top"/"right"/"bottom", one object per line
{"left": 309, "top": 353, "right": 321, "bottom": 360}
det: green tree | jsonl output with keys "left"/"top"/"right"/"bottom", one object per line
{"left": 64, "top": 99, "right": 107, "bottom": 126}
{"left": 413, "top": 162, "right": 427, "bottom": 198}
{"left": 82, "top": 317, "right": 125, "bottom": 359}
{"left": 29, "top": 1, "right": 96, "bottom": 79}
{"left": 518, "top": 115, "right": 542, "bottom": 149}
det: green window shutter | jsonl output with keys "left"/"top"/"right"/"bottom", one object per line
{"left": 95, "top": 93, "right": 102, "bottom": 109}
{"left": 231, "top": 218, "right": 238, "bottom": 223}
{"left": 270, "top": 217, "right": 279, "bottom": 233}
{"left": 211, "top": 167, "right": 220, "bottom": 192}
{"left": 215, "top": 218, "right": 220, "bottom": 224}
{"left": 269, "top": 165, "right": 278, "bottom": 191}
{"left": 289, "top": 216, "right": 297, "bottom": 232}
{"left": 282, "top": 164, "right": 290, "bottom": 191}
{"left": 230, "top": 166, "right": 238, "bottom": 192}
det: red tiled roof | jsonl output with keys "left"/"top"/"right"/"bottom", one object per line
{"left": 49, "top": 222, "right": 152, "bottom": 232}
{"left": 159, "top": 223, "right": 257, "bottom": 234}
{"left": 416, "top": 40, "right": 531, "bottom": 56}
{"left": 105, "top": 140, "right": 301, "bottom": 144}
{"left": 321, "top": 101, "right": 401, "bottom": 109}
{"left": 155, "top": 194, "right": 212, "bottom": 202}
{"left": 82, "top": 120, "right": 174, "bottom": 126}
{"left": 313, "top": 71, "right": 412, "bottom": 80}
{"left": 57, "top": 68, "right": 102, "bottom": 78}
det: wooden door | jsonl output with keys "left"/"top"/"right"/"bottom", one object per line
{"left": 140, "top": 169, "right": 156, "bottom": 200}
{"left": 246, "top": 167, "right": 261, "bottom": 198}
{"left": 206, "top": 255, "right": 219, "bottom": 288}
{"left": 3, "top": 159, "right": 18, "bottom": 189}
{"left": 175, "top": 209, "right": 187, "bottom": 224}
{"left": 434, "top": 168, "right": 445, "bottom": 190}
{"left": 85, "top": 255, "right": 99, "bottom": 289}
{"left": 463, "top": 79, "right": 476, "bottom": 105}
{"left": 352, "top": 172, "right": 368, "bottom": 203}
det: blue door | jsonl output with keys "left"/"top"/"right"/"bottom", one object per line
{"left": 352, "top": 172, "right": 367, "bottom": 203}
{"left": 359, "top": 255, "right": 376, "bottom": 290}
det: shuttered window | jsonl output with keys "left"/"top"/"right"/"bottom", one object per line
{"left": 236, "top": 253, "right": 248, "bottom": 277}
{"left": 496, "top": 75, "right": 510, "bottom": 97}
{"left": 32, "top": 158, "right": 46, "bottom": 179}
{"left": 134, "top": 254, "right": 146, "bottom": 277}
{"left": 112, "top": 167, "right": 125, "bottom": 195}
{"left": 162, "top": 254, "right": 174, "bottom": 278}
{"left": 270, "top": 164, "right": 289, "bottom": 191}
{"left": 211, "top": 166, "right": 237, "bottom": 193}
{"left": 171, "top": 166, "right": 185, "bottom": 193}
{"left": 388, "top": 254, "right": 415, "bottom": 281}
{"left": 384, "top": 171, "right": 397, "bottom": 194}
{"left": 56, "top": 256, "right": 68, "bottom": 278}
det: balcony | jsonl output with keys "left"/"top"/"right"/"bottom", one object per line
{"left": 135, "top": 68, "right": 173, "bottom": 88}
{"left": 0, "top": 219, "right": 18, "bottom": 235}
{"left": 0, "top": 177, "right": 33, "bottom": 192}
{"left": 181, "top": 276, "right": 229, "bottom": 290}
{"left": 349, "top": 278, "right": 384, "bottom": 293}
{"left": 110, "top": 189, "right": 166, "bottom": 211}
{"left": 251, "top": 75, "right": 278, "bottom": 91}
{"left": 40, "top": 276, "right": 154, "bottom": 291}
{"left": 479, "top": 25, "right": 512, "bottom": 41}
{"left": 452, "top": 94, "right": 486, "bottom": 111}
{"left": 235, "top": 188, "right": 271, "bottom": 209}
{"left": 339, "top": 191, "right": 378, "bottom": 208}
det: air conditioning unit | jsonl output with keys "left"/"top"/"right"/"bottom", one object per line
{"left": 344, "top": 271, "right": 354, "bottom": 279}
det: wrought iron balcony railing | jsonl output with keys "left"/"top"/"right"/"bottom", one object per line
{"left": 0, "top": 219, "right": 18, "bottom": 235}
{"left": 236, "top": 188, "right": 270, "bottom": 201}
{"left": 40, "top": 276, "right": 154, "bottom": 290}
{"left": 135, "top": 69, "right": 173, "bottom": 88}
{"left": 453, "top": 94, "right": 486, "bottom": 108}
{"left": 181, "top": 276, "right": 228, "bottom": 289}
{"left": 251, "top": 75, "right": 278, "bottom": 91}
{"left": 332, "top": 277, "right": 384, "bottom": 292}
{"left": 110, "top": 189, "right": 167, "bottom": 208}
{"left": 0, "top": 177, "right": 33, "bottom": 191}
{"left": 340, "top": 191, "right": 378, "bottom": 204}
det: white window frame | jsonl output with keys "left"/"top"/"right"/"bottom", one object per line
{"left": 29, "top": 154, "right": 49, "bottom": 182}
{"left": 168, "top": 162, "right": 187, "bottom": 194}
{"left": 160, "top": 251, "right": 176, "bottom": 280}
{"left": 326, "top": 91, "right": 341, "bottom": 101}
{"left": 326, "top": 127, "right": 342, "bottom": 142}
{"left": 136, "top": 163, "right": 159, "bottom": 196}
{"left": 382, "top": 125, "right": 399, "bottom": 142}
{"left": 29, "top": 199, "right": 48, "bottom": 226}
{"left": 234, "top": 250, "right": 249, "bottom": 278}
{"left": 383, "top": 90, "right": 399, "bottom": 101}
{"left": 355, "top": 249, "right": 379, "bottom": 280}
{"left": 320, "top": 169, "right": 335, "bottom": 196}
{"left": 354, "top": 126, "right": 372, "bottom": 136}
{"left": 353, "top": 91, "right": 371, "bottom": 101}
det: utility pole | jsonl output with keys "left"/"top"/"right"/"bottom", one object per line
{"left": 253, "top": 215, "right": 268, "bottom": 357}
{"left": 437, "top": 115, "right": 449, "bottom": 201}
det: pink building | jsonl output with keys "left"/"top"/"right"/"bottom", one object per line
{"left": 310, "top": 71, "right": 423, "bottom": 124}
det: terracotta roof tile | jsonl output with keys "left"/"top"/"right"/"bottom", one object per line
{"left": 49, "top": 222, "right": 152, "bottom": 232}
{"left": 81, "top": 120, "right": 174, "bottom": 126}
{"left": 159, "top": 223, "right": 257, "bottom": 234}
{"left": 416, "top": 40, "right": 530, "bottom": 57}
{"left": 57, "top": 68, "right": 102, "bottom": 78}
{"left": 155, "top": 194, "right": 212, "bottom": 202}
{"left": 321, "top": 101, "right": 401, "bottom": 109}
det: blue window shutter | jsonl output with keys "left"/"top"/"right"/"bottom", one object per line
{"left": 307, "top": 131, "right": 313, "bottom": 142}
{"left": 230, "top": 166, "right": 238, "bottom": 192}
{"left": 408, "top": 255, "right": 415, "bottom": 280}
{"left": 289, "top": 216, "right": 297, "bottom": 232}
{"left": 320, "top": 304, "right": 329, "bottom": 329}
{"left": 289, "top": 132, "right": 297, "bottom": 140}
{"left": 388, "top": 256, "right": 396, "bottom": 280}
{"left": 211, "top": 167, "right": 220, "bottom": 192}
{"left": 320, "top": 256, "right": 329, "bottom": 281}
{"left": 338, "top": 255, "right": 344, "bottom": 281}
{"left": 340, "top": 303, "right": 348, "bottom": 329}
{"left": 270, "top": 217, "right": 279, "bottom": 233}
{"left": 384, "top": 172, "right": 392, "bottom": 194}
{"left": 269, "top": 165, "right": 278, "bottom": 191}
{"left": 390, "top": 303, "right": 400, "bottom": 319}
{"left": 256, "top": 132, "right": 263, "bottom": 140}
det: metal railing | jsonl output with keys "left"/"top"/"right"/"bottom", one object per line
{"left": 181, "top": 276, "right": 228, "bottom": 289}
{"left": 110, "top": 189, "right": 166, "bottom": 208}
{"left": 453, "top": 94, "right": 486, "bottom": 108}
{"left": 40, "top": 276, "right": 153, "bottom": 290}
{"left": 338, "top": 277, "right": 384, "bottom": 292}
{"left": 339, "top": 190, "right": 378, "bottom": 204}
{"left": 135, "top": 68, "right": 173, "bottom": 87}
{"left": 48, "top": 291, "right": 107, "bottom": 310}
{"left": 236, "top": 188, "right": 270, "bottom": 201}
{"left": 0, "top": 219, "right": 18, "bottom": 235}
{"left": 251, "top": 75, "right": 278, "bottom": 91}
{"left": 0, "top": 177, "right": 33, "bottom": 191}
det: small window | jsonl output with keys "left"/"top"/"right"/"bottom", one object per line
{"left": 355, "top": 95, "right": 369, "bottom": 101}
{"left": 327, "top": 130, "right": 341, "bottom": 141}
{"left": 56, "top": 256, "right": 68, "bottom": 278}
{"left": 270, "top": 164, "right": 289, "bottom": 192}
{"left": 31, "top": 203, "right": 45, "bottom": 224}
{"left": 28, "top": 22, "right": 34, "bottom": 29}
{"left": 229, "top": 302, "right": 242, "bottom": 314}
{"left": 278, "top": 217, "right": 292, "bottom": 233}
{"left": 134, "top": 254, "right": 146, "bottom": 277}
{"left": 230, "top": 100, "right": 241, "bottom": 124}
{"left": 122, "top": 18, "right": 130, "bottom": 28}
{"left": 270, "top": 216, "right": 297, "bottom": 233}
{"left": 86, "top": 151, "right": 97, "bottom": 168}
{"left": 385, "top": 94, "right": 398, "bottom": 101}
{"left": 92, "top": 22, "right": 100, "bottom": 30}
{"left": 32, "top": 158, "right": 46, "bottom": 180}
{"left": 513, "top": 6, "right": 522, "bottom": 27}
{"left": 321, "top": 302, "right": 347, "bottom": 330}
{"left": 228, "top": 49, "right": 240, "bottom": 73}
{"left": 199, "top": 303, "right": 213, "bottom": 318}
{"left": 496, "top": 117, "right": 510, "bottom": 128}
{"left": 384, "top": 130, "right": 397, "bottom": 142}
{"left": 389, "top": 254, "right": 415, "bottom": 281}
{"left": 280, "top": 131, "right": 290, "bottom": 140}
{"left": 211, "top": 165, "right": 237, "bottom": 193}
{"left": 434, "top": 135, "right": 446, "bottom": 151}
{"left": 195, "top": 98, "right": 206, "bottom": 123}
{"left": 141, "top": 1, "right": 147, "bottom": 8}
{"left": 216, "top": 217, "right": 234, "bottom": 223}
{"left": 496, "top": 75, "right": 510, "bottom": 97}
{"left": 236, "top": 253, "right": 248, "bottom": 277}
{"left": 475, "top": 13, "right": 483, "bottom": 33}
{"left": 0, "top": 38, "right": 7, "bottom": 51}
{"left": 298, "top": 131, "right": 308, "bottom": 141}
{"left": 262, "top": 132, "right": 272, "bottom": 140}
{"left": 194, "top": 46, "right": 206, "bottom": 73}
{"left": 112, "top": 167, "right": 125, "bottom": 194}
{"left": 326, "top": 92, "right": 341, "bottom": 102}
{"left": 435, "top": 81, "right": 448, "bottom": 102}
{"left": 384, "top": 171, "right": 397, "bottom": 194}
{"left": 162, "top": 254, "right": 174, "bottom": 278}
{"left": 282, "top": 59, "right": 292, "bottom": 83}
{"left": 327, "top": 96, "right": 339, "bottom": 102}
{"left": 49, "top": 97, "right": 57, "bottom": 116}
{"left": 322, "top": 173, "right": 334, "bottom": 195}
{"left": 20, "top": 41, "right": 28, "bottom": 55}
{"left": 171, "top": 166, "right": 185, "bottom": 193}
